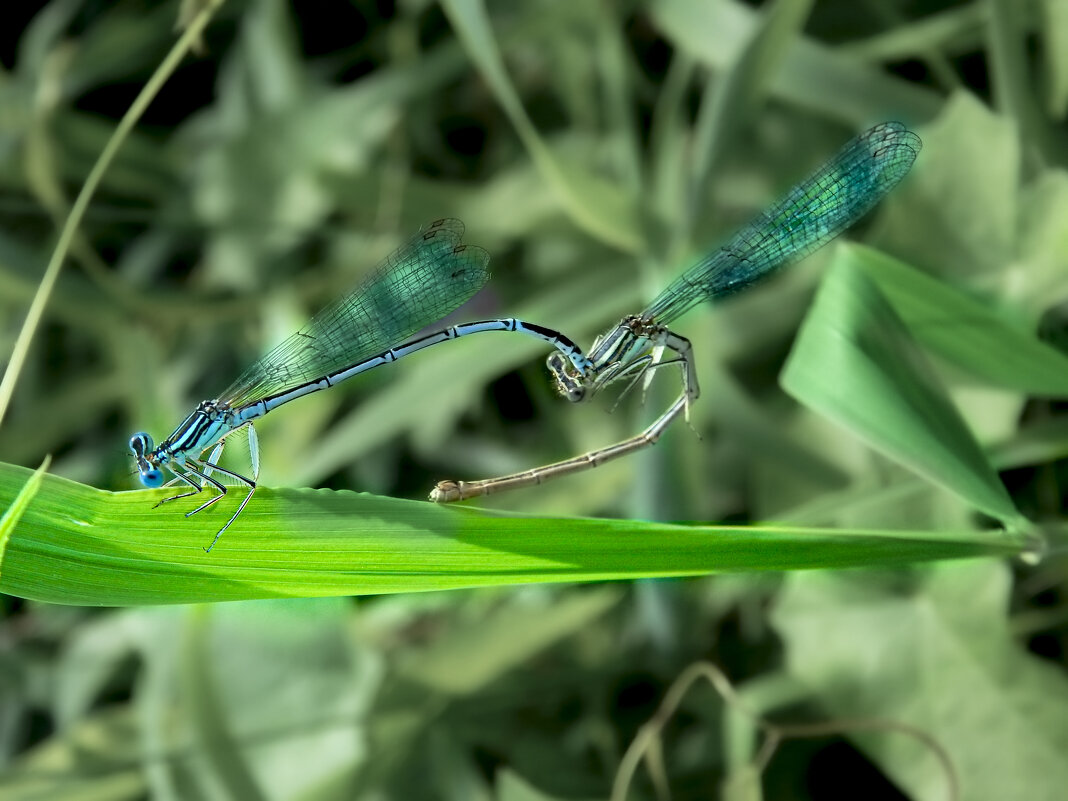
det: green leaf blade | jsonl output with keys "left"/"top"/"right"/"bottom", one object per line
{"left": 0, "top": 463, "right": 1024, "bottom": 606}
{"left": 781, "top": 248, "right": 1020, "bottom": 523}
{"left": 855, "top": 244, "right": 1068, "bottom": 396}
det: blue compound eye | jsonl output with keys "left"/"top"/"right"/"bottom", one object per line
{"left": 129, "top": 432, "right": 154, "bottom": 457}
{"left": 141, "top": 468, "right": 164, "bottom": 488}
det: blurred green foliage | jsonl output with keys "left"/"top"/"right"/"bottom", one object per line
{"left": 2, "top": 0, "right": 1068, "bottom": 798}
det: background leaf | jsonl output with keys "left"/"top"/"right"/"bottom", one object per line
{"left": 782, "top": 249, "right": 1020, "bottom": 524}
{"left": 772, "top": 562, "right": 1068, "bottom": 801}
{"left": 2, "top": 1, "right": 1066, "bottom": 798}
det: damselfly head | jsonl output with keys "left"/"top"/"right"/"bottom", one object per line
{"left": 546, "top": 352, "right": 585, "bottom": 402}
{"left": 129, "top": 432, "right": 164, "bottom": 488}
{"left": 129, "top": 432, "right": 152, "bottom": 457}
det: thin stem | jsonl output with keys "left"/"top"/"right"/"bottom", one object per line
{"left": 0, "top": 1, "right": 226, "bottom": 426}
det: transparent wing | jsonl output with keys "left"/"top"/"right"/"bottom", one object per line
{"left": 220, "top": 219, "right": 490, "bottom": 407}
{"left": 642, "top": 122, "right": 921, "bottom": 324}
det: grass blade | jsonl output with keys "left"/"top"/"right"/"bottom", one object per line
{"left": 0, "top": 462, "right": 1025, "bottom": 606}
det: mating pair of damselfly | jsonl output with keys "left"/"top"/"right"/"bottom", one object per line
{"left": 131, "top": 122, "right": 921, "bottom": 550}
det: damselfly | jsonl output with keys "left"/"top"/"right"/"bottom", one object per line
{"left": 130, "top": 219, "right": 590, "bottom": 550}
{"left": 431, "top": 122, "right": 921, "bottom": 501}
